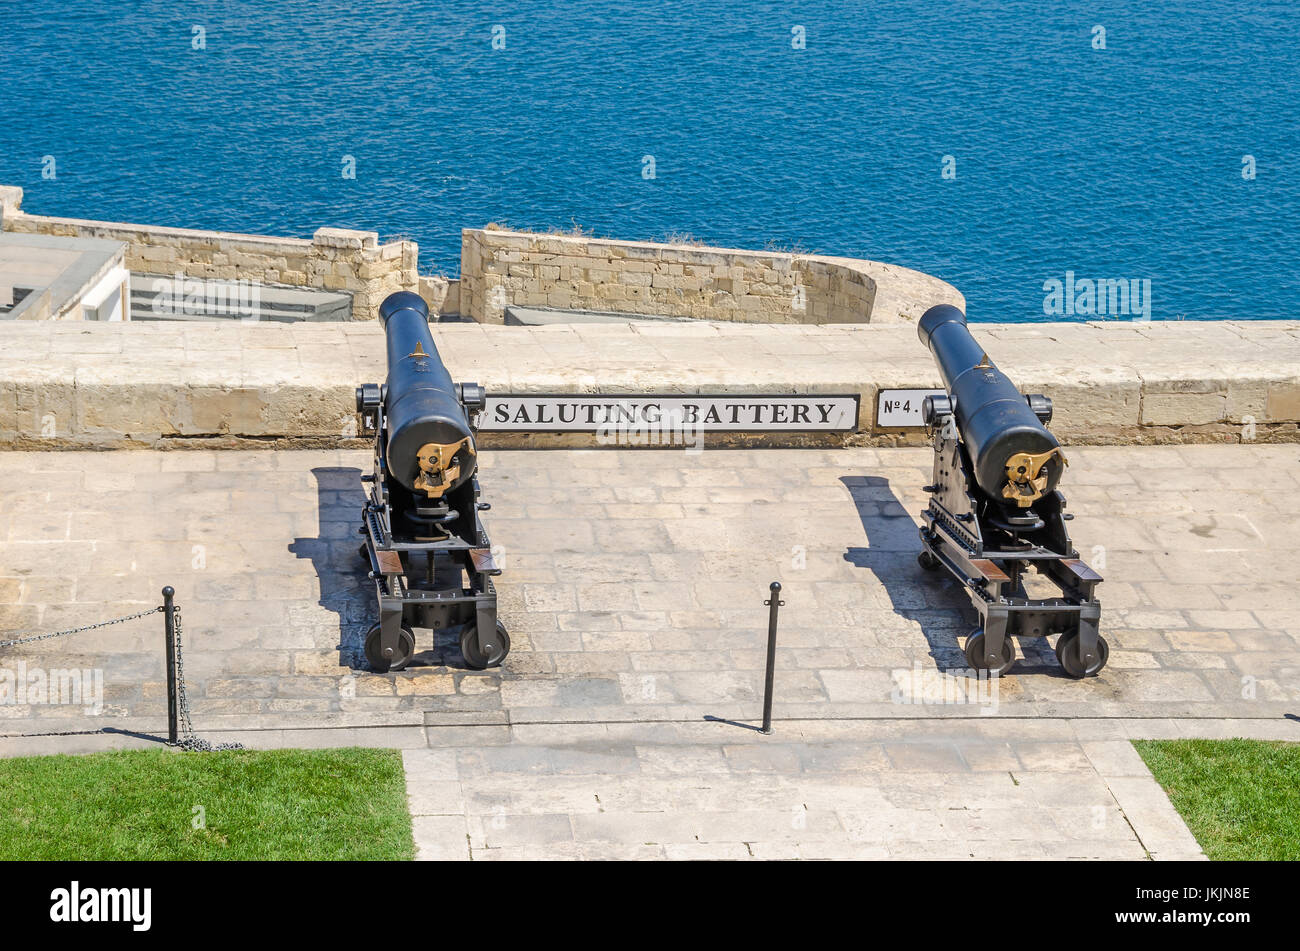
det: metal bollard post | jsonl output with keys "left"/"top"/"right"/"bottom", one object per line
{"left": 761, "top": 581, "right": 784, "bottom": 735}
{"left": 162, "top": 586, "right": 178, "bottom": 745}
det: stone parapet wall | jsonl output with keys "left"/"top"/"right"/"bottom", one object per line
{"left": 0, "top": 319, "right": 1295, "bottom": 450}
{"left": 418, "top": 275, "right": 459, "bottom": 315}
{"left": 0, "top": 187, "right": 418, "bottom": 321}
{"left": 3, "top": 187, "right": 959, "bottom": 326}
{"left": 459, "top": 228, "right": 963, "bottom": 325}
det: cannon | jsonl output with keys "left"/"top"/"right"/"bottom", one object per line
{"left": 914, "top": 304, "right": 1106, "bottom": 678}
{"left": 355, "top": 291, "right": 508, "bottom": 671}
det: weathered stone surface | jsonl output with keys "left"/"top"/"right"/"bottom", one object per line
{"left": 311, "top": 227, "right": 379, "bottom": 250}
{"left": 460, "top": 228, "right": 962, "bottom": 325}
{"left": 1266, "top": 380, "right": 1300, "bottom": 421}
{"left": 0, "top": 185, "right": 22, "bottom": 222}
{"left": 3, "top": 201, "right": 412, "bottom": 321}
{"left": 0, "top": 319, "right": 1296, "bottom": 448}
{"left": 0, "top": 444, "right": 1295, "bottom": 743}
{"left": 418, "top": 275, "right": 451, "bottom": 313}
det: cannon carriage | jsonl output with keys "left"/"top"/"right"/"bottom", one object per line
{"left": 914, "top": 305, "right": 1107, "bottom": 678}
{"left": 355, "top": 291, "right": 508, "bottom": 672}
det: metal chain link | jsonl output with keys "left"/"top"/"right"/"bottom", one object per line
{"left": 0, "top": 606, "right": 164, "bottom": 649}
{"left": 170, "top": 603, "right": 243, "bottom": 752}
{"left": 2, "top": 599, "right": 244, "bottom": 753}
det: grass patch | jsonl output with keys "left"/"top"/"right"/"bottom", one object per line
{"left": 0, "top": 747, "right": 415, "bottom": 860}
{"left": 1134, "top": 739, "right": 1300, "bottom": 861}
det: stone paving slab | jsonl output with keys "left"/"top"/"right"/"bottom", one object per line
{"left": 401, "top": 720, "right": 1204, "bottom": 861}
{"left": 1, "top": 444, "right": 1298, "bottom": 743}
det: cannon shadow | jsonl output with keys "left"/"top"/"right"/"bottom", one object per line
{"left": 839, "top": 475, "right": 1058, "bottom": 675}
{"left": 288, "top": 466, "right": 466, "bottom": 671}
{"left": 287, "top": 467, "right": 371, "bottom": 671}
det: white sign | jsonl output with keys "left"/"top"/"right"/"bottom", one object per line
{"left": 480, "top": 394, "right": 860, "bottom": 432}
{"left": 876, "top": 389, "right": 945, "bottom": 428}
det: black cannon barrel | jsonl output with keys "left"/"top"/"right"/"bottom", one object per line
{"left": 378, "top": 291, "right": 476, "bottom": 494}
{"left": 918, "top": 304, "right": 1062, "bottom": 503}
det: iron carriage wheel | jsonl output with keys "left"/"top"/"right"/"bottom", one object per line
{"left": 460, "top": 621, "right": 510, "bottom": 670}
{"left": 963, "top": 629, "right": 1015, "bottom": 677}
{"left": 1055, "top": 631, "right": 1109, "bottom": 679}
{"left": 364, "top": 622, "right": 416, "bottom": 672}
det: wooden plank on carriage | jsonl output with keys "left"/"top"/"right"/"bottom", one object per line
{"left": 1060, "top": 558, "right": 1103, "bottom": 583}
{"left": 469, "top": 547, "right": 501, "bottom": 575}
{"left": 969, "top": 558, "right": 1011, "bottom": 584}
{"left": 375, "top": 550, "right": 403, "bottom": 576}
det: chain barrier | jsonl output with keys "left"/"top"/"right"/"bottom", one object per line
{"left": 0, "top": 607, "right": 164, "bottom": 649}
{"left": 169, "top": 603, "right": 242, "bottom": 752}
{"left": 1, "top": 594, "right": 243, "bottom": 753}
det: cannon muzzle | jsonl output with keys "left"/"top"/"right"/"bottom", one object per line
{"left": 918, "top": 304, "right": 1064, "bottom": 507}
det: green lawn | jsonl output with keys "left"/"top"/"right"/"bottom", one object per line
{"left": 1134, "top": 738, "right": 1300, "bottom": 861}
{"left": 0, "top": 747, "right": 415, "bottom": 860}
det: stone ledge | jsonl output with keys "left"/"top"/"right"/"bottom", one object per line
{"left": 0, "top": 319, "right": 1296, "bottom": 448}
{"left": 6, "top": 211, "right": 316, "bottom": 249}
{"left": 312, "top": 227, "right": 380, "bottom": 250}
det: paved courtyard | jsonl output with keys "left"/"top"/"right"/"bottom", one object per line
{"left": 405, "top": 719, "right": 1215, "bottom": 860}
{"left": 2, "top": 444, "right": 1298, "bottom": 858}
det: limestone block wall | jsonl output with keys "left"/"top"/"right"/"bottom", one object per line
{"left": 0, "top": 186, "right": 417, "bottom": 321}
{"left": 2, "top": 187, "right": 957, "bottom": 326}
{"left": 2, "top": 319, "right": 1295, "bottom": 451}
{"left": 459, "top": 227, "right": 964, "bottom": 325}
{"left": 418, "top": 275, "right": 460, "bottom": 315}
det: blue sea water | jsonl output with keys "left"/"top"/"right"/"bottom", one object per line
{"left": 1, "top": 0, "right": 1297, "bottom": 321}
